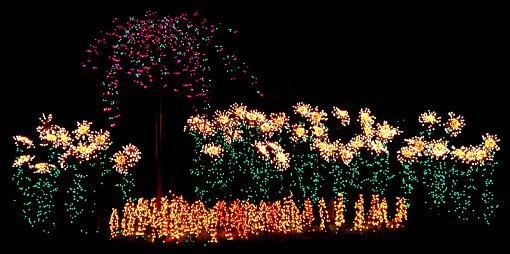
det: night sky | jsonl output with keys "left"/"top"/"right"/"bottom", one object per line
{"left": 2, "top": 0, "right": 508, "bottom": 249}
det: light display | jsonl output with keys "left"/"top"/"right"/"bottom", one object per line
{"left": 185, "top": 103, "right": 402, "bottom": 205}
{"left": 318, "top": 198, "right": 327, "bottom": 231}
{"left": 83, "top": 11, "right": 263, "bottom": 127}
{"left": 367, "top": 194, "right": 388, "bottom": 229}
{"left": 111, "top": 194, "right": 406, "bottom": 242}
{"left": 352, "top": 194, "right": 366, "bottom": 231}
{"left": 388, "top": 197, "right": 408, "bottom": 229}
{"left": 332, "top": 193, "right": 346, "bottom": 228}
{"left": 398, "top": 111, "right": 501, "bottom": 224}
{"left": 110, "top": 208, "right": 119, "bottom": 239}
{"left": 12, "top": 114, "right": 141, "bottom": 236}
{"left": 185, "top": 104, "right": 501, "bottom": 226}
{"left": 112, "top": 144, "right": 142, "bottom": 173}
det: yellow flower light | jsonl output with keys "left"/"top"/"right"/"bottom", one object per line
{"left": 347, "top": 135, "right": 366, "bottom": 152}
{"left": 293, "top": 102, "right": 311, "bottom": 117}
{"left": 270, "top": 112, "right": 288, "bottom": 130}
{"left": 332, "top": 107, "right": 350, "bottom": 126}
{"left": 444, "top": 112, "right": 465, "bottom": 137}
{"left": 254, "top": 141, "right": 270, "bottom": 159}
{"left": 358, "top": 108, "right": 375, "bottom": 126}
{"left": 311, "top": 125, "right": 327, "bottom": 138}
{"left": 308, "top": 110, "right": 327, "bottom": 125}
{"left": 273, "top": 151, "right": 290, "bottom": 170}
{"left": 255, "top": 111, "right": 267, "bottom": 123}
{"left": 202, "top": 143, "right": 224, "bottom": 158}
{"left": 336, "top": 145, "right": 354, "bottom": 165}
{"left": 259, "top": 122, "right": 273, "bottom": 134}
{"left": 419, "top": 110, "right": 441, "bottom": 129}
{"left": 426, "top": 140, "right": 449, "bottom": 160}
{"left": 214, "top": 110, "right": 231, "bottom": 130}
{"left": 230, "top": 103, "right": 247, "bottom": 120}
{"left": 363, "top": 126, "right": 373, "bottom": 137}
{"left": 30, "top": 162, "right": 54, "bottom": 174}
{"left": 482, "top": 133, "right": 500, "bottom": 152}
{"left": 369, "top": 140, "right": 388, "bottom": 155}
{"left": 197, "top": 120, "right": 215, "bottom": 137}
{"left": 74, "top": 120, "right": 92, "bottom": 139}
{"left": 405, "top": 136, "right": 426, "bottom": 154}
{"left": 376, "top": 121, "right": 401, "bottom": 142}
{"left": 112, "top": 144, "right": 141, "bottom": 173}
{"left": 291, "top": 124, "right": 308, "bottom": 142}
{"left": 13, "top": 155, "right": 34, "bottom": 167}
{"left": 184, "top": 115, "right": 206, "bottom": 132}
{"left": 246, "top": 111, "right": 258, "bottom": 122}
{"left": 451, "top": 147, "right": 466, "bottom": 161}
{"left": 13, "top": 136, "right": 34, "bottom": 148}
{"left": 266, "top": 141, "right": 283, "bottom": 153}
{"left": 115, "top": 154, "right": 127, "bottom": 166}
{"left": 313, "top": 141, "right": 335, "bottom": 160}
{"left": 397, "top": 146, "right": 418, "bottom": 164}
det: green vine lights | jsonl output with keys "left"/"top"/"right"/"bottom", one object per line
{"left": 12, "top": 114, "right": 141, "bottom": 236}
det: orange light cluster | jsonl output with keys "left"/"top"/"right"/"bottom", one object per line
{"left": 112, "top": 144, "right": 142, "bottom": 174}
{"left": 111, "top": 194, "right": 407, "bottom": 243}
{"left": 388, "top": 197, "right": 408, "bottom": 229}
{"left": 367, "top": 194, "right": 389, "bottom": 228}
{"left": 353, "top": 194, "right": 366, "bottom": 231}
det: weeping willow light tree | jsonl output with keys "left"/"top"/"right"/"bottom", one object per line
{"left": 83, "top": 11, "right": 263, "bottom": 197}
{"left": 397, "top": 111, "right": 501, "bottom": 224}
{"left": 12, "top": 114, "right": 141, "bottom": 236}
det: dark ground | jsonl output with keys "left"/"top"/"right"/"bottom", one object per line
{"left": 1, "top": 0, "right": 508, "bottom": 252}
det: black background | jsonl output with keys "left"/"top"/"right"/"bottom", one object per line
{"left": 1, "top": 0, "right": 508, "bottom": 252}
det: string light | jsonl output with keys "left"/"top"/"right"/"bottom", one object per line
{"left": 12, "top": 114, "right": 140, "bottom": 235}
{"left": 318, "top": 198, "right": 327, "bottom": 231}
{"left": 352, "top": 194, "right": 366, "bottom": 231}
{"left": 397, "top": 111, "right": 501, "bottom": 224}
{"left": 110, "top": 208, "right": 119, "bottom": 239}
{"left": 332, "top": 193, "right": 346, "bottom": 228}
{"left": 184, "top": 104, "right": 500, "bottom": 226}
{"left": 111, "top": 194, "right": 405, "bottom": 242}
{"left": 388, "top": 197, "right": 408, "bottom": 229}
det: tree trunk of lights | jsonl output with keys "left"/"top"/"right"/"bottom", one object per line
{"left": 156, "top": 91, "right": 162, "bottom": 199}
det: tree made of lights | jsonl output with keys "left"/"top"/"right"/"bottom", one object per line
{"left": 397, "top": 111, "right": 500, "bottom": 224}
{"left": 83, "top": 11, "right": 263, "bottom": 196}
{"left": 12, "top": 114, "right": 141, "bottom": 236}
